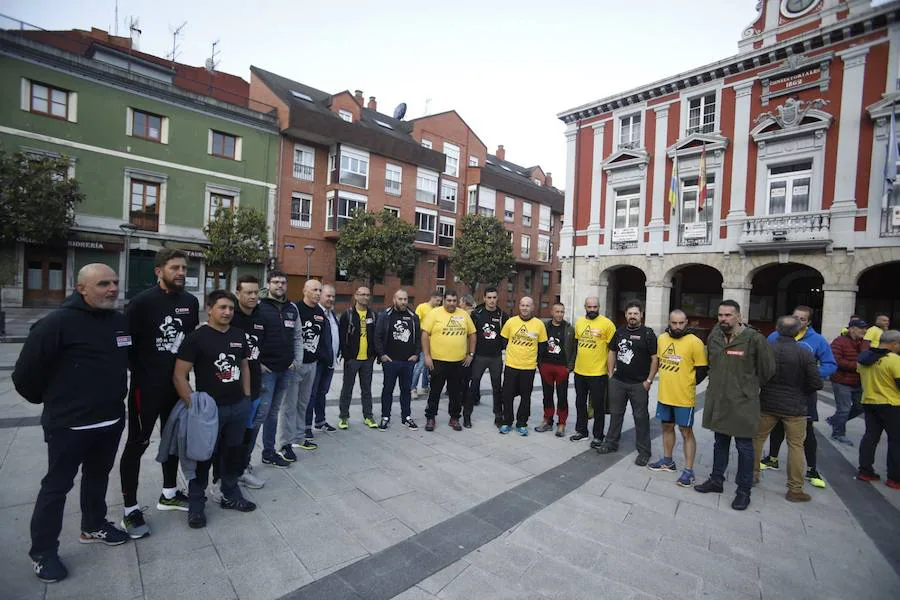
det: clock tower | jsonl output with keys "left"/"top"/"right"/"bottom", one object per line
{"left": 738, "top": 0, "right": 873, "bottom": 52}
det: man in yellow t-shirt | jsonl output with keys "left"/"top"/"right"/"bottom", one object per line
{"left": 864, "top": 314, "right": 891, "bottom": 349}
{"left": 856, "top": 329, "right": 900, "bottom": 486}
{"left": 421, "top": 290, "right": 476, "bottom": 432}
{"left": 498, "top": 297, "right": 548, "bottom": 435}
{"left": 568, "top": 297, "right": 617, "bottom": 443}
{"left": 650, "top": 310, "right": 708, "bottom": 487}
{"left": 337, "top": 287, "right": 377, "bottom": 429}
{"left": 412, "top": 291, "right": 444, "bottom": 398}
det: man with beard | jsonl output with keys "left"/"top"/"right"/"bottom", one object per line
{"left": 536, "top": 303, "right": 574, "bottom": 437}
{"left": 306, "top": 284, "right": 339, "bottom": 435}
{"left": 695, "top": 300, "right": 775, "bottom": 511}
{"left": 499, "top": 297, "right": 548, "bottom": 435}
{"left": 374, "top": 288, "right": 421, "bottom": 430}
{"left": 568, "top": 297, "right": 616, "bottom": 443}
{"left": 118, "top": 249, "right": 199, "bottom": 538}
{"left": 598, "top": 300, "right": 659, "bottom": 465}
{"left": 231, "top": 275, "right": 267, "bottom": 489}
{"left": 338, "top": 287, "right": 378, "bottom": 429}
{"left": 468, "top": 287, "right": 508, "bottom": 423}
{"left": 648, "top": 310, "right": 708, "bottom": 486}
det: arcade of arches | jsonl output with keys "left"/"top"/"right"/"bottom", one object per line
{"left": 561, "top": 248, "right": 900, "bottom": 340}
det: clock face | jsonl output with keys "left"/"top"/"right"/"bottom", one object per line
{"left": 781, "top": 0, "right": 819, "bottom": 18}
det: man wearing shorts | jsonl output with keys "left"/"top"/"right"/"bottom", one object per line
{"left": 647, "top": 310, "right": 708, "bottom": 487}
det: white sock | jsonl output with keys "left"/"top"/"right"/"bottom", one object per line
{"left": 124, "top": 504, "right": 140, "bottom": 516}
{"left": 162, "top": 487, "right": 177, "bottom": 500}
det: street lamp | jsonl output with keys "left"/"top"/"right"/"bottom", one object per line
{"left": 119, "top": 223, "right": 138, "bottom": 301}
{"left": 304, "top": 244, "right": 316, "bottom": 281}
{"left": 426, "top": 258, "right": 436, "bottom": 292}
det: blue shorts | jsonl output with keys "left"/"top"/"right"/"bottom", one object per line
{"left": 656, "top": 402, "right": 695, "bottom": 428}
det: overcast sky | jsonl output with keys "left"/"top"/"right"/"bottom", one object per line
{"left": 4, "top": 0, "right": 766, "bottom": 179}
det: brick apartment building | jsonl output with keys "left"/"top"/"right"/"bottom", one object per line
{"left": 250, "top": 67, "right": 563, "bottom": 313}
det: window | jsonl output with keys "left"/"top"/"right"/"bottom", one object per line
{"left": 210, "top": 130, "right": 239, "bottom": 160}
{"left": 767, "top": 161, "right": 812, "bottom": 214}
{"left": 468, "top": 155, "right": 479, "bottom": 167}
{"left": 205, "top": 268, "right": 230, "bottom": 293}
{"left": 539, "top": 204, "right": 551, "bottom": 231}
{"left": 478, "top": 187, "right": 496, "bottom": 217}
{"left": 421, "top": 139, "right": 432, "bottom": 149}
{"left": 437, "top": 257, "right": 448, "bottom": 280}
{"left": 619, "top": 113, "right": 642, "bottom": 149}
{"left": 28, "top": 81, "right": 69, "bottom": 119}
{"left": 467, "top": 186, "right": 478, "bottom": 214}
{"left": 129, "top": 179, "right": 160, "bottom": 231}
{"left": 521, "top": 234, "right": 531, "bottom": 258}
{"left": 209, "top": 193, "right": 235, "bottom": 222}
{"left": 293, "top": 144, "right": 315, "bottom": 181}
{"left": 435, "top": 284, "right": 446, "bottom": 295}
{"left": 415, "top": 209, "right": 437, "bottom": 244}
{"left": 327, "top": 151, "right": 336, "bottom": 184}
{"left": 542, "top": 270, "right": 551, "bottom": 292}
{"left": 131, "top": 109, "right": 162, "bottom": 142}
{"left": 522, "top": 202, "right": 533, "bottom": 227}
{"left": 339, "top": 149, "right": 369, "bottom": 189}
{"left": 291, "top": 90, "right": 314, "bottom": 102}
{"left": 504, "top": 197, "right": 515, "bottom": 222}
{"left": 537, "top": 234, "right": 551, "bottom": 262}
{"left": 680, "top": 174, "right": 715, "bottom": 224}
{"left": 326, "top": 191, "right": 367, "bottom": 230}
{"left": 339, "top": 109, "right": 353, "bottom": 122}
{"left": 385, "top": 164, "right": 402, "bottom": 195}
{"left": 384, "top": 206, "right": 400, "bottom": 218}
{"left": 439, "top": 181, "right": 458, "bottom": 212}
{"left": 416, "top": 169, "right": 439, "bottom": 204}
{"left": 614, "top": 187, "right": 641, "bottom": 229}
{"left": 533, "top": 178, "right": 542, "bottom": 186}
{"left": 291, "top": 193, "right": 312, "bottom": 229}
{"left": 523, "top": 270, "right": 533, "bottom": 295}
{"left": 687, "top": 92, "right": 716, "bottom": 135}
{"left": 507, "top": 272, "right": 516, "bottom": 293}
{"left": 444, "top": 142, "right": 460, "bottom": 177}
{"left": 375, "top": 120, "right": 393, "bottom": 130}
{"left": 438, "top": 218, "right": 456, "bottom": 247}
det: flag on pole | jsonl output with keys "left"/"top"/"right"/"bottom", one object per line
{"left": 668, "top": 154, "right": 679, "bottom": 214}
{"left": 698, "top": 145, "right": 707, "bottom": 212}
{"left": 885, "top": 103, "right": 898, "bottom": 200}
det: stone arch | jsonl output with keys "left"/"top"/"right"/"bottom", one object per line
{"left": 663, "top": 261, "right": 725, "bottom": 338}
{"left": 598, "top": 263, "right": 647, "bottom": 325}
{"left": 661, "top": 258, "right": 725, "bottom": 286}
{"left": 597, "top": 260, "right": 648, "bottom": 285}
{"left": 852, "top": 247, "right": 900, "bottom": 283}
{"left": 742, "top": 253, "right": 833, "bottom": 287}
{"left": 855, "top": 258, "right": 900, "bottom": 326}
{"left": 748, "top": 261, "right": 826, "bottom": 334}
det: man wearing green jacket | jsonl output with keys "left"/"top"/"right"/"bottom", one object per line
{"left": 695, "top": 300, "right": 775, "bottom": 511}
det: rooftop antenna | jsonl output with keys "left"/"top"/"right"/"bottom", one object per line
{"left": 424, "top": 97, "right": 432, "bottom": 116}
{"left": 167, "top": 21, "right": 187, "bottom": 65}
{"left": 114, "top": 0, "right": 118, "bottom": 36}
{"left": 205, "top": 39, "right": 220, "bottom": 72}
{"left": 127, "top": 16, "right": 141, "bottom": 50}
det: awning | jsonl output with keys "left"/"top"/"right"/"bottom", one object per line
{"left": 67, "top": 232, "right": 125, "bottom": 252}
{"left": 164, "top": 241, "right": 207, "bottom": 259}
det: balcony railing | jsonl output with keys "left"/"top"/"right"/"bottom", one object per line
{"left": 738, "top": 212, "right": 831, "bottom": 251}
{"left": 439, "top": 199, "right": 456, "bottom": 213}
{"left": 416, "top": 189, "right": 436, "bottom": 204}
{"left": 881, "top": 206, "right": 900, "bottom": 237}
{"left": 293, "top": 163, "right": 313, "bottom": 181}
{"left": 678, "top": 221, "right": 712, "bottom": 246}
{"left": 130, "top": 211, "right": 159, "bottom": 232}
{"left": 415, "top": 230, "right": 435, "bottom": 244}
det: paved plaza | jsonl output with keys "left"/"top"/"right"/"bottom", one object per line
{"left": 0, "top": 347, "right": 898, "bottom": 600}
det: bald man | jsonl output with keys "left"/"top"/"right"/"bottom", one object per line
{"left": 14, "top": 264, "right": 131, "bottom": 583}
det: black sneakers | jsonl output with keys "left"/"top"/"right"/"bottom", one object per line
{"left": 569, "top": 432, "right": 589, "bottom": 441}
{"left": 279, "top": 445, "right": 297, "bottom": 462}
{"left": 221, "top": 496, "right": 257, "bottom": 512}
{"left": 315, "top": 422, "right": 338, "bottom": 432}
{"left": 463, "top": 416, "right": 472, "bottom": 429}
{"left": 732, "top": 491, "right": 751, "bottom": 511}
{"left": 425, "top": 418, "right": 436, "bottom": 432}
{"left": 379, "top": 417, "right": 390, "bottom": 431}
{"left": 402, "top": 416, "right": 418, "bottom": 430}
{"left": 188, "top": 510, "right": 207, "bottom": 529}
{"left": 79, "top": 522, "right": 129, "bottom": 546}
{"left": 30, "top": 553, "right": 68, "bottom": 583}
{"left": 121, "top": 507, "right": 150, "bottom": 539}
{"left": 694, "top": 478, "right": 725, "bottom": 494}
{"left": 261, "top": 451, "right": 291, "bottom": 468}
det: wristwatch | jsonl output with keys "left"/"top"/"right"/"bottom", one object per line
{"left": 467, "top": 352, "right": 474, "bottom": 357}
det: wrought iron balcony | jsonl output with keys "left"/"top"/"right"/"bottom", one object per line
{"left": 738, "top": 212, "right": 831, "bottom": 251}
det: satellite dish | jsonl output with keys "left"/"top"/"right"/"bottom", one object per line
{"left": 393, "top": 102, "right": 407, "bottom": 120}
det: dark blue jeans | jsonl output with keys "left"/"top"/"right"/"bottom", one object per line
{"left": 831, "top": 382, "right": 863, "bottom": 437}
{"left": 260, "top": 369, "right": 293, "bottom": 456}
{"left": 306, "top": 361, "right": 334, "bottom": 429}
{"left": 190, "top": 399, "right": 250, "bottom": 513}
{"left": 381, "top": 360, "right": 414, "bottom": 420}
{"left": 711, "top": 432, "right": 754, "bottom": 494}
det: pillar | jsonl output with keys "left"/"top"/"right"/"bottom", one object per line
{"left": 726, "top": 80, "right": 754, "bottom": 252}
{"left": 648, "top": 105, "right": 669, "bottom": 249}
{"left": 821, "top": 285, "right": 858, "bottom": 341}
{"left": 721, "top": 283, "right": 752, "bottom": 320}
{"left": 645, "top": 281, "right": 672, "bottom": 334}
{"left": 587, "top": 122, "right": 606, "bottom": 255}
{"left": 560, "top": 124, "right": 578, "bottom": 258}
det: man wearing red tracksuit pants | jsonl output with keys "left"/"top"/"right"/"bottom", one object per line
{"left": 535, "top": 303, "right": 575, "bottom": 437}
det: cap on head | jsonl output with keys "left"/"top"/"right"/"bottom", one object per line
{"left": 848, "top": 318, "right": 869, "bottom": 329}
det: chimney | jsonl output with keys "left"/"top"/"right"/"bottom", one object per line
{"left": 354, "top": 90, "right": 364, "bottom": 106}
{"left": 496, "top": 145, "right": 505, "bottom": 161}
{"left": 545, "top": 172, "right": 553, "bottom": 187}
{"left": 367, "top": 96, "right": 377, "bottom": 110}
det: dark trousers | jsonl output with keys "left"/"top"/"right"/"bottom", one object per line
{"left": 501, "top": 366, "right": 535, "bottom": 427}
{"left": 859, "top": 404, "right": 900, "bottom": 481}
{"left": 574, "top": 374, "right": 608, "bottom": 438}
{"left": 425, "top": 360, "right": 463, "bottom": 419}
{"left": 189, "top": 399, "right": 250, "bottom": 513}
{"left": 539, "top": 363, "right": 569, "bottom": 424}
{"left": 605, "top": 378, "right": 652, "bottom": 458}
{"left": 460, "top": 363, "right": 474, "bottom": 418}
{"left": 711, "top": 432, "right": 754, "bottom": 495}
{"left": 767, "top": 419, "right": 818, "bottom": 470}
{"left": 339, "top": 358, "right": 374, "bottom": 419}
{"left": 119, "top": 384, "right": 180, "bottom": 507}
{"left": 305, "top": 361, "right": 334, "bottom": 429}
{"left": 469, "top": 355, "right": 503, "bottom": 417}
{"left": 381, "top": 360, "right": 414, "bottom": 420}
{"left": 31, "top": 420, "right": 125, "bottom": 556}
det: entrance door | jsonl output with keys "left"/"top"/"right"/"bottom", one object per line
{"left": 23, "top": 247, "right": 66, "bottom": 307}
{"left": 127, "top": 251, "right": 157, "bottom": 299}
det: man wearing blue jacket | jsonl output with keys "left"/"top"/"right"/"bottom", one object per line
{"left": 760, "top": 305, "right": 837, "bottom": 488}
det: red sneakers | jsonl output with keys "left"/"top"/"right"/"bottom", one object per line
{"left": 885, "top": 479, "right": 900, "bottom": 490}
{"left": 856, "top": 471, "right": 881, "bottom": 482}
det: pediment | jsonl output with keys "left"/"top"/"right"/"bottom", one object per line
{"left": 866, "top": 92, "right": 900, "bottom": 120}
{"left": 666, "top": 132, "right": 729, "bottom": 159}
{"left": 601, "top": 148, "right": 650, "bottom": 172}
{"left": 751, "top": 97, "right": 832, "bottom": 143}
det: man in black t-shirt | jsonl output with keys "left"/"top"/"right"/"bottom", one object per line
{"left": 118, "top": 249, "right": 199, "bottom": 539}
{"left": 598, "top": 300, "right": 659, "bottom": 465}
{"left": 174, "top": 290, "right": 254, "bottom": 528}
{"left": 374, "top": 289, "right": 420, "bottom": 430}
{"left": 468, "top": 287, "right": 508, "bottom": 426}
{"left": 537, "top": 303, "right": 575, "bottom": 437}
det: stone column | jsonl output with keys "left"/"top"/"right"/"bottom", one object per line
{"left": 726, "top": 80, "right": 754, "bottom": 252}
{"left": 821, "top": 285, "right": 858, "bottom": 341}
{"left": 648, "top": 105, "right": 669, "bottom": 249}
{"left": 721, "top": 283, "right": 752, "bottom": 319}
{"left": 587, "top": 122, "right": 606, "bottom": 255}
{"left": 645, "top": 281, "right": 672, "bottom": 334}
{"left": 560, "top": 124, "right": 579, "bottom": 258}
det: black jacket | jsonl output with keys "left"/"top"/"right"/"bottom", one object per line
{"left": 760, "top": 336, "right": 824, "bottom": 417}
{"left": 470, "top": 305, "right": 508, "bottom": 357}
{"left": 373, "top": 307, "right": 421, "bottom": 360}
{"left": 257, "top": 294, "right": 299, "bottom": 372}
{"left": 338, "top": 307, "right": 376, "bottom": 360}
{"left": 13, "top": 293, "right": 129, "bottom": 429}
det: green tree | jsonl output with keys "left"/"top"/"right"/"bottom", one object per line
{"left": 449, "top": 213, "right": 515, "bottom": 295}
{"left": 203, "top": 205, "right": 269, "bottom": 272}
{"left": 0, "top": 150, "right": 84, "bottom": 333}
{"left": 335, "top": 209, "right": 417, "bottom": 290}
